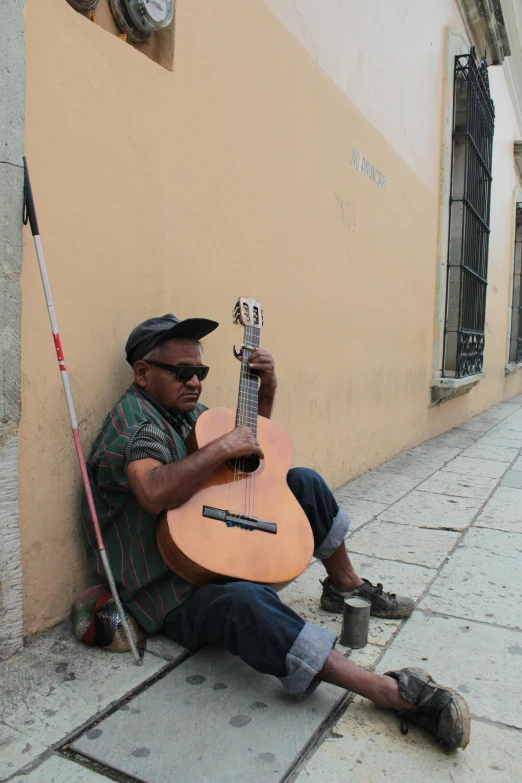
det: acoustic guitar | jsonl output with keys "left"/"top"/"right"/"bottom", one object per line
{"left": 156, "top": 296, "right": 314, "bottom": 586}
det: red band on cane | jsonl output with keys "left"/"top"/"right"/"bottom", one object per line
{"left": 53, "top": 333, "right": 67, "bottom": 370}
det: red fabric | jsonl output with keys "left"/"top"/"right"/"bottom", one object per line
{"left": 81, "top": 591, "right": 112, "bottom": 645}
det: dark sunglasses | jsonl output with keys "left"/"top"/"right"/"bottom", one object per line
{"left": 145, "top": 360, "right": 210, "bottom": 382}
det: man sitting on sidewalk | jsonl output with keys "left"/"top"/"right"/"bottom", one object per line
{"left": 81, "top": 313, "right": 470, "bottom": 750}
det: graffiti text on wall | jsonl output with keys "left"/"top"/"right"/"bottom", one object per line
{"left": 351, "top": 149, "right": 386, "bottom": 190}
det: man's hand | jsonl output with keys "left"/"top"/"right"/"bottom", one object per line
{"left": 248, "top": 348, "right": 277, "bottom": 419}
{"left": 248, "top": 349, "right": 277, "bottom": 390}
{"left": 219, "top": 426, "right": 264, "bottom": 460}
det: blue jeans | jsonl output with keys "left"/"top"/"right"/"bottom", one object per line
{"left": 163, "top": 467, "right": 351, "bottom": 698}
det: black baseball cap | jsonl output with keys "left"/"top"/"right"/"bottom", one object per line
{"left": 125, "top": 313, "right": 219, "bottom": 366}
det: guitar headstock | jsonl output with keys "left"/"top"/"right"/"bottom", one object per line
{"left": 233, "top": 297, "right": 264, "bottom": 329}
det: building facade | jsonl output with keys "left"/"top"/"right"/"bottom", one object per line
{"left": 2, "top": 0, "right": 522, "bottom": 651}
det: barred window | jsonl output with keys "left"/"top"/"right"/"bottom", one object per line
{"left": 509, "top": 204, "right": 522, "bottom": 364}
{"left": 443, "top": 49, "right": 495, "bottom": 378}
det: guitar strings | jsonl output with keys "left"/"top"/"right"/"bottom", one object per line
{"left": 238, "top": 332, "right": 251, "bottom": 516}
{"left": 239, "top": 346, "right": 248, "bottom": 514}
{"left": 230, "top": 312, "right": 261, "bottom": 523}
{"left": 229, "top": 317, "right": 243, "bottom": 517}
{"left": 245, "top": 322, "right": 259, "bottom": 520}
{"left": 233, "top": 345, "right": 245, "bottom": 514}
{"left": 245, "top": 335, "right": 256, "bottom": 519}
{"left": 245, "top": 333, "right": 253, "bottom": 519}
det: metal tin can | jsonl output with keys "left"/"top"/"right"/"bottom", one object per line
{"left": 339, "top": 597, "right": 371, "bottom": 649}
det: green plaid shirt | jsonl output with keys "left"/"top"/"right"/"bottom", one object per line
{"left": 81, "top": 383, "right": 206, "bottom": 633}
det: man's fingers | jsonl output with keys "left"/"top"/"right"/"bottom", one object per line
{"left": 249, "top": 359, "right": 274, "bottom": 369}
{"left": 249, "top": 350, "right": 273, "bottom": 361}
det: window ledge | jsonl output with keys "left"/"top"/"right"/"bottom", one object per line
{"left": 430, "top": 373, "right": 485, "bottom": 406}
{"left": 505, "top": 362, "right": 522, "bottom": 376}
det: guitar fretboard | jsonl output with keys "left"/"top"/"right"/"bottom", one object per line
{"left": 236, "top": 324, "right": 261, "bottom": 436}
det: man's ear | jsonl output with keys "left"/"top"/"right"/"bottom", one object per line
{"left": 133, "top": 360, "right": 150, "bottom": 388}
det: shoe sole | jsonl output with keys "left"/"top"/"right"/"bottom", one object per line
{"left": 321, "top": 596, "right": 415, "bottom": 619}
{"left": 370, "top": 605, "right": 415, "bottom": 619}
{"left": 438, "top": 683, "right": 471, "bottom": 750}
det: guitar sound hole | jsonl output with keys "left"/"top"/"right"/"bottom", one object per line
{"left": 228, "top": 455, "right": 260, "bottom": 474}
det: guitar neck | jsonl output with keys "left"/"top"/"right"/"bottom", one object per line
{"left": 236, "top": 324, "right": 261, "bottom": 435}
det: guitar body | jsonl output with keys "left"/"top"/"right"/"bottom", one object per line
{"left": 156, "top": 407, "right": 314, "bottom": 587}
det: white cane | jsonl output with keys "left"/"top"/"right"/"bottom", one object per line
{"left": 23, "top": 157, "right": 142, "bottom": 665}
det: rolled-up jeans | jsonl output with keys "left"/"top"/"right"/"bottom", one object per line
{"left": 163, "top": 467, "right": 351, "bottom": 699}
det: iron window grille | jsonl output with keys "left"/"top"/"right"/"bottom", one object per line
{"left": 509, "top": 204, "right": 522, "bottom": 364}
{"left": 442, "top": 48, "right": 495, "bottom": 378}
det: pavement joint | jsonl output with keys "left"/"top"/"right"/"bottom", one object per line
{"left": 280, "top": 691, "right": 355, "bottom": 783}
{"left": 417, "top": 607, "right": 522, "bottom": 633}
{"left": 1, "top": 749, "right": 55, "bottom": 783}
{"left": 348, "top": 551, "right": 438, "bottom": 570}
{"left": 58, "top": 749, "right": 141, "bottom": 783}
{"left": 467, "top": 715, "right": 522, "bottom": 733}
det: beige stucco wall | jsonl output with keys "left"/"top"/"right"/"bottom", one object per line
{"left": 263, "top": 0, "right": 465, "bottom": 193}
{"left": 20, "top": 0, "right": 522, "bottom": 634}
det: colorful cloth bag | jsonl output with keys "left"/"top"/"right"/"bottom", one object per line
{"left": 72, "top": 584, "right": 146, "bottom": 655}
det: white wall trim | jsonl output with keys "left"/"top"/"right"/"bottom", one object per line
{"left": 505, "top": 186, "right": 522, "bottom": 367}
{"left": 504, "top": 58, "right": 522, "bottom": 138}
{"left": 498, "top": 0, "right": 522, "bottom": 138}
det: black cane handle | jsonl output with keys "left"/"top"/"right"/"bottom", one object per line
{"left": 23, "top": 156, "right": 40, "bottom": 236}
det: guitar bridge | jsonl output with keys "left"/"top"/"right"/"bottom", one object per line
{"left": 202, "top": 505, "right": 277, "bottom": 534}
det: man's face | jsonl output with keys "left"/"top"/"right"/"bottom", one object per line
{"left": 133, "top": 338, "right": 205, "bottom": 415}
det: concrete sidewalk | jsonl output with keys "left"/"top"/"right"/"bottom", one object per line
{"left": 2, "top": 395, "right": 522, "bottom": 782}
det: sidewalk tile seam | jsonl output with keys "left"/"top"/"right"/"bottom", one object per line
{"left": 458, "top": 451, "right": 521, "bottom": 464}
{"left": 279, "top": 691, "right": 357, "bottom": 783}
{"left": 440, "top": 461, "right": 511, "bottom": 480}
{"left": 346, "top": 551, "right": 438, "bottom": 571}
{"left": 467, "top": 715, "right": 522, "bottom": 733}
{"left": 357, "top": 518, "right": 468, "bottom": 534}
{"left": 57, "top": 750, "right": 140, "bottom": 783}
{"left": 474, "top": 521, "right": 522, "bottom": 535}
{"left": 416, "top": 608, "right": 522, "bottom": 634}
{"left": 144, "top": 647, "right": 190, "bottom": 663}
{"left": 1, "top": 749, "right": 56, "bottom": 783}
{"left": 470, "top": 478, "right": 522, "bottom": 533}
{"left": 415, "top": 481, "right": 499, "bottom": 498}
